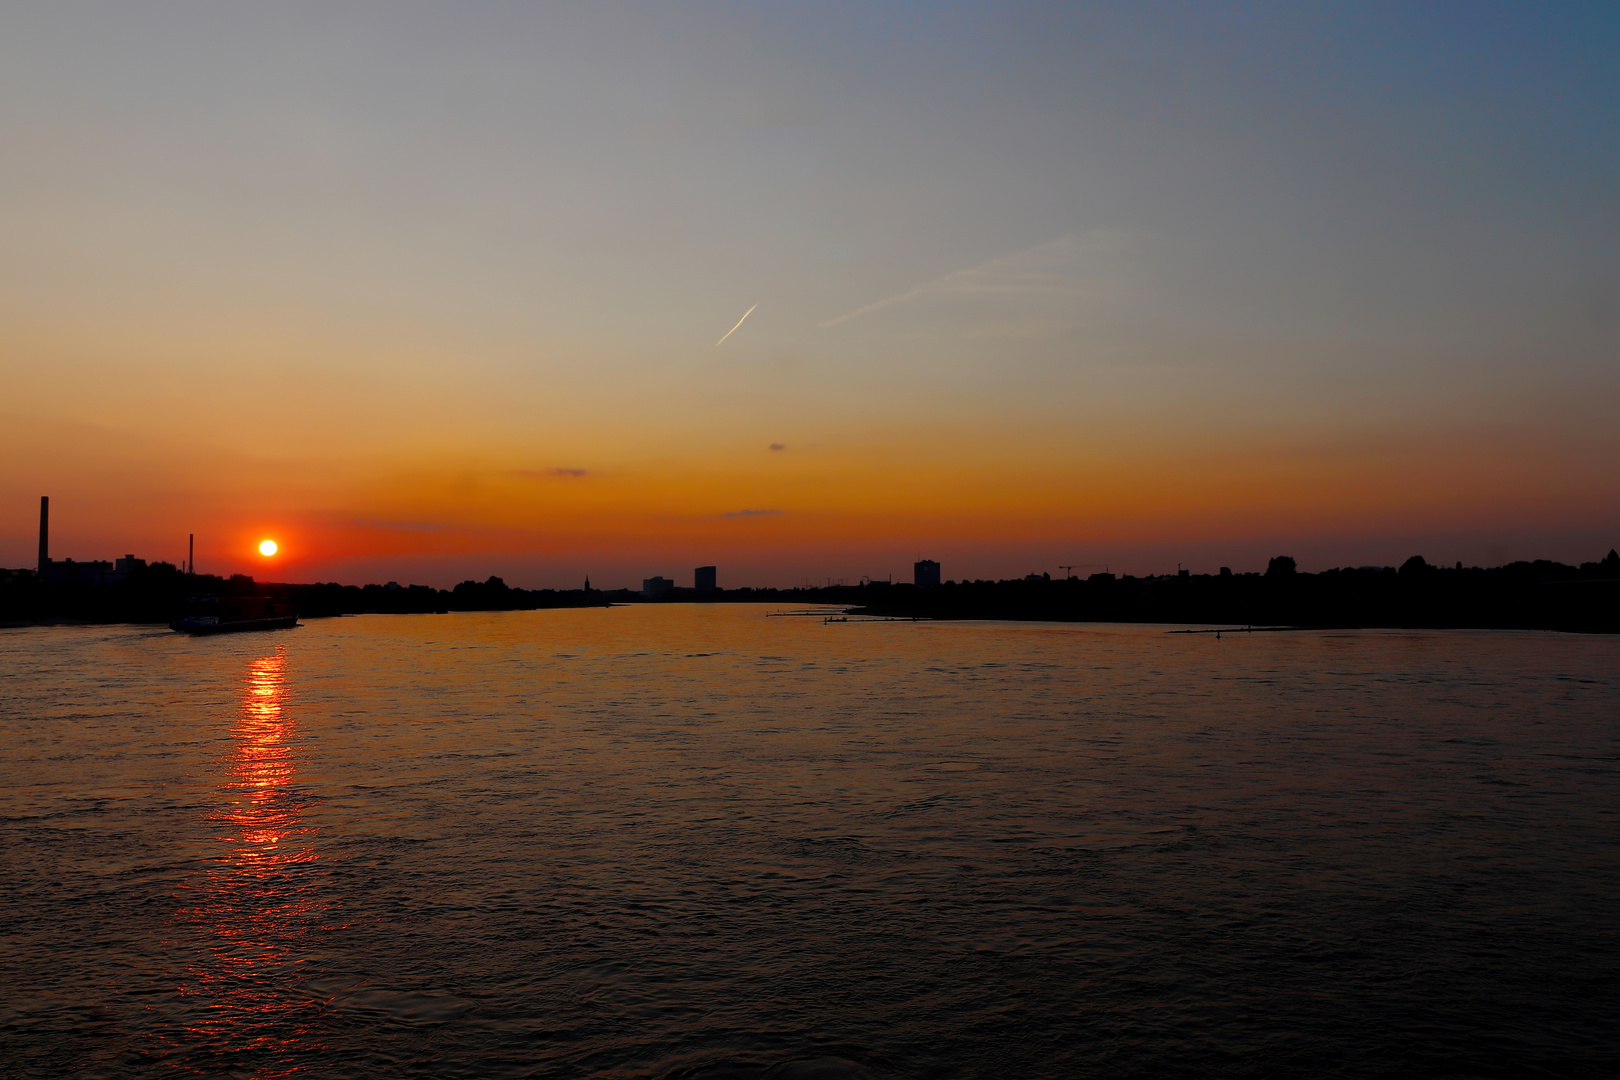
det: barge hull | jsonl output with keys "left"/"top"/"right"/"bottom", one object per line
{"left": 170, "top": 615, "right": 300, "bottom": 635}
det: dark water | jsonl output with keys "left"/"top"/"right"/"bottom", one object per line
{"left": 2, "top": 606, "right": 1617, "bottom": 1079}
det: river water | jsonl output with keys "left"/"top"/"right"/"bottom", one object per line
{"left": 2, "top": 606, "right": 1616, "bottom": 1078}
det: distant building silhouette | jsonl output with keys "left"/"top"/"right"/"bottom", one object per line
{"left": 914, "top": 559, "right": 941, "bottom": 587}
{"left": 33, "top": 499, "right": 144, "bottom": 585}
{"left": 695, "top": 565, "right": 717, "bottom": 592}
{"left": 44, "top": 558, "right": 118, "bottom": 586}
{"left": 642, "top": 576, "right": 674, "bottom": 598}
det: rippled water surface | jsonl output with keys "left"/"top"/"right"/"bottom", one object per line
{"left": 3, "top": 606, "right": 1617, "bottom": 1079}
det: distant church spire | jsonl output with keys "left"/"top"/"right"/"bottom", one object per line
{"left": 584, "top": 576, "right": 592, "bottom": 591}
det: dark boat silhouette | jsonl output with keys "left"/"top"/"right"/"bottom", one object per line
{"left": 170, "top": 596, "right": 299, "bottom": 635}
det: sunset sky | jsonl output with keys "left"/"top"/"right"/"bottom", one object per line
{"left": 3, "top": 2, "right": 1617, "bottom": 588}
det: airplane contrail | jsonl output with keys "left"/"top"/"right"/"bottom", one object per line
{"left": 716, "top": 304, "right": 757, "bottom": 346}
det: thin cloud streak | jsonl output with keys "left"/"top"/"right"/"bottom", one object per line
{"left": 716, "top": 304, "right": 758, "bottom": 346}
{"left": 820, "top": 236, "right": 1086, "bottom": 327}
{"left": 350, "top": 519, "right": 444, "bottom": 532}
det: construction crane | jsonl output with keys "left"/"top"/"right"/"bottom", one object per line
{"left": 1058, "top": 563, "right": 1103, "bottom": 580}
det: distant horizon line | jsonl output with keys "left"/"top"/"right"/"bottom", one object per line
{"left": 14, "top": 547, "right": 1619, "bottom": 596}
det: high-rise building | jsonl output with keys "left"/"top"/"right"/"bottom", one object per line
{"left": 642, "top": 576, "right": 674, "bottom": 598}
{"left": 914, "top": 559, "right": 941, "bottom": 587}
{"left": 694, "top": 565, "right": 717, "bottom": 592}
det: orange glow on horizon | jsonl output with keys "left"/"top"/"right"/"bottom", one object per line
{"left": 4, "top": 406, "right": 1615, "bottom": 584}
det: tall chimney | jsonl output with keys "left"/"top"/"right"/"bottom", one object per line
{"left": 37, "top": 496, "right": 49, "bottom": 574}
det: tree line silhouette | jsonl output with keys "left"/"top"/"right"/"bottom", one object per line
{"left": 847, "top": 551, "right": 1620, "bottom": 633}
{"left": 0, "top": 564, "right": 616, "bottom": 624}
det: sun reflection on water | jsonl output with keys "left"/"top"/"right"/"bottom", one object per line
{"left": 172, "top": 647, "right": 329, "bottom": 1075}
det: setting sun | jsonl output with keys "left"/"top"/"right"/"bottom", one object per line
{"left": 258, "top": 539, "right": 278, "bottom": 557}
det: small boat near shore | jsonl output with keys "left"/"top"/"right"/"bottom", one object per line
{"left": 170, "top": 596, "right": 299, "bottom": 635}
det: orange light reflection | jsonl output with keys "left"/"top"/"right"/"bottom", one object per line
{"left": 173, "top": 648, "right": 328, "bottom": 1075}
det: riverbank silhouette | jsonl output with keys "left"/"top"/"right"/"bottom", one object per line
{"left": 2, "top": 551, "right": 1616, "bottom": 632}
{"left": 845, "top": 552, "right": 1620, "bottom": 634}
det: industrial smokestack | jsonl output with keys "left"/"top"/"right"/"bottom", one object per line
{"left": 37, "top": 496, "right": 48, "bottom": 574}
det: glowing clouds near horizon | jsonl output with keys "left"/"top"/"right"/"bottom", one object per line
{"left": 259, "top": 540, "right": 279, "bottom": 557}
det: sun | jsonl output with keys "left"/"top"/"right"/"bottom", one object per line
{"left": 258, "top": 539, "right": 278, "bottom": 557}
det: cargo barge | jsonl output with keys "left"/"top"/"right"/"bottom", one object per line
{"left": 170, "top": 596, "right": 299, "bottom": 635}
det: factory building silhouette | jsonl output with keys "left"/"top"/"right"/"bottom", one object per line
{"left": 32, "top": 495, "right": 152, "bottom": 585}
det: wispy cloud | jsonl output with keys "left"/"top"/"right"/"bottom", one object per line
{"left": 351, "top": 519, "right": 443, "bottom": 532}
{"left": 821, "top": 284, "right": 931, "bottom": 329}
{"left": 769, "top": 443, "right": 786, "bottom": 451}
{"left": 723, "top": 508, "right": 782, "bottom": 518}
{"left": 515, "top": 467, "right": 588, "bottom": 479}
{"left": 819, "top": 233, "right": 1123, "bottom": 328}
